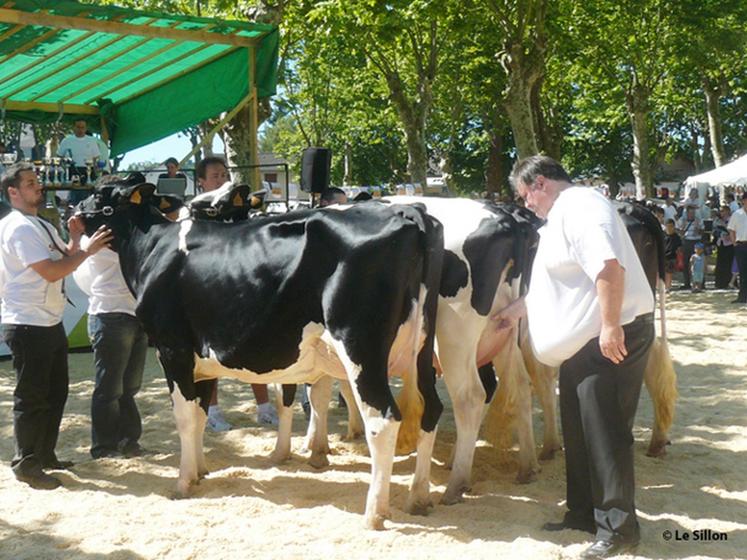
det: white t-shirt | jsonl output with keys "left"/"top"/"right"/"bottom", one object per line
{"left": 526, "top": 187, "right": 654, "bottom": 367}
{"left": 57, "top": 134, "right": 102, "bottom": 167}
{"left": 727, "top": 208, "right": 747, "bottom": 242}
{"left": 74, "top": 240, "right": 136, "bottom": 316}
{"left": 662, "top": 203, "right": 677, "bottom": 223}
{"left": 0, "top": 210, "right": 66, "bottom": 326}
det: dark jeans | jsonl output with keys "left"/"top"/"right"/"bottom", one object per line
{"left": 2, "top": 323, "right": 69, "bottom": 476}
{"left": 735, "top": 244, "right": 747, "bottom": 302}
{"left": 681, "top": 239, "right": 697, "bottom": 288}
{"left": 559, "top": 314, "right": 654, "bottom": 543}
{"left": 88, "top": 313, "right": 147, "bottom": 457}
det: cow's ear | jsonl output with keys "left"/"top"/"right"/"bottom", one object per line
{"left": 249, "top": 189, "right": 266, "bottom": 209}
{"left": 126, "top": 183, "right": 156, "bottom": 205}
{"left": 155, "top": 194, "right": 184, "bottom": 215}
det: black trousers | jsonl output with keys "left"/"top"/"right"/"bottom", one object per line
{"left": 2, "top": 323, "right": 69, "bottom": 475}
{"left": 714, "top": 244, "right": 735, "bottom": 289}
{"left": 559, "top": 314, "right": 654, "bottom": 542}
{"left": 735, "top": 244, "right": 747, "bottom": 302}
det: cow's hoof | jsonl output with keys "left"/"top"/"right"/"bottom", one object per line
{"left": 365, "top": 513, "right": 390, "bottom": 531}
{"left": 344, "top": 429, "right": 364, "bottom": 441}
{"left": 440, "top": 488, "right": 467, "bottom": 505}
{"left": 172, "top": 482, "right": 192, "bottom": 499}
{"left": 646, "top": 440, "right": 670, "bottom": 458}
{"left": 270, "top": 451, "right": 290, "bottom": 465}
{"left": 404, "top": 498, "right": 433, "bottom": 516}
{"left": 538, "top": 447, "right": 560, "bottom": 461}
{"left": 308, "top": 452, "right": 330, "bottom": 469}
{"left": 515, "top": 468, "right": 539, "bottom": 484}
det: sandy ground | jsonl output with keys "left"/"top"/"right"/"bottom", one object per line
{"left": 0, "top": 289, "right": 745, "bottom": 560}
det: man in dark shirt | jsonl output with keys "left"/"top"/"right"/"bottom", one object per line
{"left": 663, "top": 219, "right": 682, "bottom": 292}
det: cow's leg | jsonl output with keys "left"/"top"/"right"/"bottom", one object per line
{"left": 305, "top": 376, "right": 333, "bottom": 468}
{"left": 170, "top": 377, "right": 213, "bottom": 497}
{"left": 194, "top": 380, "right": 212, "bottom": 479}
{"left": 270, "top": 384, "right": 295, "bottom": 464}
{"left": 485, "top": 335, "right": 541, "bottom": 483}
{"left": 520, "top": 324, "right": 561, "bottom": 462}
{"left": 509, "top": 351, "right": 541, "bottom": 483}
{"left": 330, "top": 340, "right": 399, "bottom": 530}
{"left": 439, "top": 341, "right": 486, "bottom": 505}
{"left": 339, "top": 379, "right": 364, "bottom": 440}
{"left": 532, "top": 364, "right": 561, "bottom": 461}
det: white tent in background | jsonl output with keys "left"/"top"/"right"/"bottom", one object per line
{"left": 684, "top": 153, "right": 747, "bottom": 204}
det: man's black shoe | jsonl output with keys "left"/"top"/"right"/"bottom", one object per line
{"left": 42, "top": 459, "right": 74, "bottom": 470}
{"left": 541, "top": 517, "right": 595, "bottom": 534}
{"left": 730, "top": 299, "right": 746, "bottom": 304}
{"left": 581, "top": 538, "right": 639, "bottom": 559}
{"left": 91, "top": 448, "right": 122, "bottom": 459}
{"left": 119, "top": 441, "right": 144, "bottom": 458}
{"left": 15, "top": 470, "right": 62, "bottom": 490}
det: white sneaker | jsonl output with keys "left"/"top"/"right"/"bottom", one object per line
{"left": 256, "top": 403, "right": 279, "bottom": 426}
{"left": 207, "top": 406, "right": 232, "bottom": 432}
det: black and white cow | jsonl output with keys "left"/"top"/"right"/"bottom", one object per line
{"left": 76, "top": 176, "right": 445, "bottom": 530}
{"left": 295, "top": 197, "right": 543, "bottom": 498}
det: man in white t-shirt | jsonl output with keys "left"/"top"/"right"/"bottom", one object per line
{"left": 727, "top": 192, "right": 747, "bottom": 304}
{"left": 0, "top": 163, "right": 110, "bottom": 490}
{"left": 57, "top": 119, "right": 103, "bottom": 168}
{"left": 74, "top": 188, "right": 148, "bottom": 458}
{"left": 510, "top": 156, "right": 654, "bottom": 559}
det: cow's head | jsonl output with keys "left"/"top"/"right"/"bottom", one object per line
{"left": 76, "top": 173, "right": 183, "bottom": 248}
{"left": 188, "top": 182, "right": 265, "bottom": 222}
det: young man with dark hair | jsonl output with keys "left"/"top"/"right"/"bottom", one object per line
{"left": 191, "top": 157, "right": 279, "bottom": 429}
{"left": 510, "top": 155, "right": 654, "bottom": 559}
{"left": 0, "top": 163, "right": 111, "bottom": 489}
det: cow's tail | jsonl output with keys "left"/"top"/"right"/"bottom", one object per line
{"left": 395, "top": 283, "right": 427, "bottom": 455}
{"left": 644, "top": 278, "right": 678, "bottom": 457}
{"left": 394, "top": 208, "right": 444, "bottom": 455}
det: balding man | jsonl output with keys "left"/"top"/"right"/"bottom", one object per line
{"left": 511, "top": 155, "right": 654, "bottom": 559}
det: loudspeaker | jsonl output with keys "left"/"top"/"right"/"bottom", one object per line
{"left": 301, "top": 147, "right": 332, "bottom": 193}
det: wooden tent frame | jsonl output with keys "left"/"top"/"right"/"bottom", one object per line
{"left": 0, "top": 3, "right": 267, "bottom": 186}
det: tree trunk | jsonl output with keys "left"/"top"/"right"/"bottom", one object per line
{"left": 530, "top": 77, "right": 560, "bottom": 160}
{"left": 627, "top": 84, "right": 653, "bottom": 199}
{"left": 342, "top": 141, "right": 352, "bottom": 186}
{"left": 402, "top": 124, "right": 428, "bottom": 187}
{"left": 485, "top": 124, "right": 504, "bottom": 196}
{"left": 504, "top": 75, "right": 539, "bottom": 160}
{"left": 703, "top": 79, "right": 725, "bottom": 167}
{"left": 689, "top": 124, "right": 702, "bottom": 172}
{"left": 223, "top": 2, "right": 285, "bottom": 184}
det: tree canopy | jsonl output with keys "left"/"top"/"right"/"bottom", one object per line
{"left": 85, "top": 0, "right": 747, "bottom": 196}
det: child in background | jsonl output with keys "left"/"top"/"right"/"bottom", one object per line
{"left": 690, "top": 242, "right": 706, "bottom": 292}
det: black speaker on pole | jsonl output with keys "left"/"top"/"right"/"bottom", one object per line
{"left": 300, "top": 147, "right": 332, "bottom": 193}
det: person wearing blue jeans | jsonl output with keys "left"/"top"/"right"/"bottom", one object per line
{"left": 74, "top": 180, "right": 148, "bottom": 458}
{"left": 87, "top": 313, "right": 148, "bottom": 458}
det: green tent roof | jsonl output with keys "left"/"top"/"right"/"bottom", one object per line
{"left": 0, "top": 0, "right": 278, "bottom": 155}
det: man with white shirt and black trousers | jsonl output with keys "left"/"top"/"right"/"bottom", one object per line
{"left": 0, "top": 163, "right": 111, "bottom": 489}
{"left": 74, "top": 174, "right": 148, "bottom": 458}
{"left": 727, "top": 192, "right": 747, "bottom": 304}
{"left": 509, "top": 156, "right": 654, "bottom": 559}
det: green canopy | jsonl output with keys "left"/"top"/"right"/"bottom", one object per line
{"left": 0, "top": 0, "right": 278, "bottom": 156}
